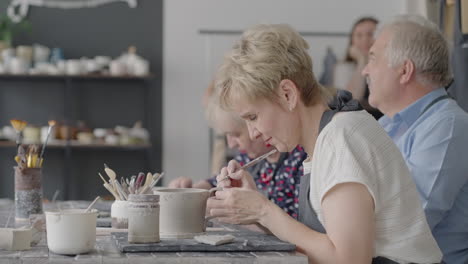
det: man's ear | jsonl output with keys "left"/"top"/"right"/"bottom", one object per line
{"left": 279, "top": 79, "right": 299, "bottom": 111}
{"left": 399, "top": 59, "right": 415, "bottom": 85}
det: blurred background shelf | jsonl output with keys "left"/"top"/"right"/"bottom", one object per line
{"left": 0, "top": 74, "right": 154, "bottom": 81}
{"left": 0, "top": 1, "right": 163, "bottom": 201}
{"left": 0, "top": 140, "right": 152, "bottom": 150}
{"left": 0, "top": 71, "right": 158, "bottom": 200}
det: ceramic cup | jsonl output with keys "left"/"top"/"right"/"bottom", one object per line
{"left": 132, "top": 59, "right": 149, "bottom": 76}
{"left": 16, "top": 46, "right": 33, "bottom": 67}
{"left": 33, "top": 44, "right": 50, "bottom": 64}
{"left": 109, "top": 60, "right": 126, "bottom": 76}
{"left": 9, "top": 57, "right": 28, "bottom": 74}
{"left": 153, "top": 187, "right": 220, "bottom": 239}
{"left": 66, "top": 60, "right": 82, "bottom": 75}
{"left": 45, "top": 209, "right": 98, "bottom": 255}
{"left": 1, "top": 48, "right": 15, "bottom": 69}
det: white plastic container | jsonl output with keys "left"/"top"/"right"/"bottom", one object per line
{"left": 45, "top": 209, "right": 97, "bottom": 255}
{"left": 111, "top": 200, "right": 129, "bottom": 229}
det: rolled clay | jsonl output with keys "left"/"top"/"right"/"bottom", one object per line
{"left": 194, "top": 234, "right": 235, "bottom": 246}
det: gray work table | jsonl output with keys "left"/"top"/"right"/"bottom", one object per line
{"left": 0, "top": 199, "right": 307, "bottom": 264}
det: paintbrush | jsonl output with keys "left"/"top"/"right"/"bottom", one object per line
{"left": 10, "top": 119, "right": 27, "bottom": 149}
{"left": 218, "top": 149, "right": 278, "bottom": 183}
{"left": 39, "top": 120, "right": 56, "bottom": 168}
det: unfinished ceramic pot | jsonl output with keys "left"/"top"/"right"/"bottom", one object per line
{"left": 153, "top": 187, "right": 219, "bottom": 239}
{"left": 127, "top": 194, "right": 159, "bottom": 244}
{"left": 45, "top": 209, "right": 97, "bottom": 255}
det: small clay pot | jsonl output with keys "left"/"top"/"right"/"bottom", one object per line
{"left": 153, "top": 187, "right": 220, "bottom": 239}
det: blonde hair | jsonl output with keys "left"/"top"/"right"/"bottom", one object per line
{"left": 205, "top": 88, "right": 244, "bottom": 130}
{"left": 216, "top": 24, "right": 333, "bottom": 110}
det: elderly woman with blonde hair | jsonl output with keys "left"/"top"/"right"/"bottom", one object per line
{"left": 170, "top": 86, "right": 307, "bottom": 218}
{"left": 207, "top": 23, "right": 441, "bottom": 263}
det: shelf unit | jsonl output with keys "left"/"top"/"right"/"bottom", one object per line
{"left": 0, "top": 140, "right": 151, "bottom": 150}
{"left": 0, "top": 74, "right": 155, "bottom": 200}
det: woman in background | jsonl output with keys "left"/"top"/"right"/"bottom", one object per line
{"left": 334, "top": 16, "right": 382, "bottom": 119}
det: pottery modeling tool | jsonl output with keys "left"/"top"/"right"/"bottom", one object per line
{"left": 218, "top": 149, "right": 278, "bottom": 184}
{"left": 134, "top": 172, "right": 145, "bottom": 192}
{"left": 85, "top": 196, "right": 100, "bottom": 212}
{"left": 138, "top": 172, "right": 164, "bottom": 194}
{"left": 51, "top": 190, "right": 62, "bottom": 212}
{"left": 51, "top": 190, "right": 60, "bottom": 203}
{"left": 152, "top": 172, "right": 164, "bottom": 187}
{"left": 15, "top": 145, "right": 28, "bottom": 170}
{"left": 114, "top": 180, "right": 128, "bottom": 200}
{"left": 38, "top": 120, "right": 56, "bottom": 167}
{"left": 144, "top": 172, "right": 152, "bottom": 187}
{"left": 4, "top": 206, "right": 13, "bottom": 228}
{"left": 99, "top": 173, "right": 120, "bottom": 200}
{"left": 24, "top": 145, "right": 40, "bottom": 168}
{"left": 104, "top": 163, "right": 118, "bottom": 193}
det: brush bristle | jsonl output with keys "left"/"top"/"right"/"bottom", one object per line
{"left": 10, "top": 119, "right": 27, "bottom": 132}
{"left": 48, "top": 120, "right": 56, "bottom": 127}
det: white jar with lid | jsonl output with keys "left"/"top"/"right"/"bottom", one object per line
{"left": 127, "top": 194, "right": 159, "bottom": 243}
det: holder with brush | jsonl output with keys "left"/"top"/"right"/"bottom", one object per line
{"left": 11, "top": 119, "right": 56, "bottom": 220}
{"left": 99, "top": 163, "right": 163, "bottom": 229}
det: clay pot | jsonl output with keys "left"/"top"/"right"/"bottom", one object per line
{"left": 45, "top": 209, "right": 97, "bottom": 255}
{"left": 153, "top": 187, "right": 220, "bottom": 239}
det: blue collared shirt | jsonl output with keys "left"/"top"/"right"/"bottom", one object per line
{"left": 379, "top": 88, "right": 468, "bottom": 264}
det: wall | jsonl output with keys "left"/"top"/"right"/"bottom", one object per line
{"left": 163, "top": 0, "right": 406, "bottom": 183}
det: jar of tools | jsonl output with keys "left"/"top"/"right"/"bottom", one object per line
{"left": 127, "top": 194, "right": 159, "bottom": 243}
{"left": 14, "top": 166, "right": 43, "bottom": 220}
{"left": 14, "top": 144, "right": 43, "bottom": 220}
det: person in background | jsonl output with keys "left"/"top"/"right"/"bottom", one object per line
{"left": 169, "top": 93, "right": 306, "bottom": 218}
{"left": 362, "top": 15, "right": 468, "bottom": 263}
{"left": 208, "top": 23, "right": 441, "bottom": 263}
{"left": 334, "top": 16, "right": 382, "bottom": 119}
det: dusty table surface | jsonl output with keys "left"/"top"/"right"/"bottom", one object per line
{"left": 0, "top": 199, "right": 307, "bottom": 264}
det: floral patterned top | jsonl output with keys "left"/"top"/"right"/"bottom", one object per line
{"left": 207, "top": 145, "right": 307, "bottom": 219}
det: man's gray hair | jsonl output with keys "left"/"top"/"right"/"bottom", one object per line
{"left": 383, "top": 15, "right": 452, "bottom": 87}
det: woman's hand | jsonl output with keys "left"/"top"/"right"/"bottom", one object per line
{"left": 168, "top": 177, "right": 192, "bottom": 188}
{"left": 207, "top": 188, "right": 272, "bottom": 225}
{"left": 348, "top": 45, "right": 367, "bottom": 65}
{"left": 216, "top": 159, "right": 257, "bottom": 190}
